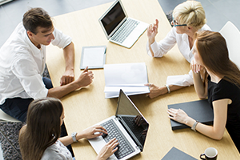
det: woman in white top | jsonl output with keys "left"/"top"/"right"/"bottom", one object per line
{"left": 146, "top": 0, "right": 210, "bottom": 98}
{"left": 19, "top": 98, "right": 118, "bottom": 160}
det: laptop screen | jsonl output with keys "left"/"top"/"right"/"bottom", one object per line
{"left": 100, "top": 1, "right": 126, "bottom": 36}
{"left": 116, "top": 89, "right": 149, "bottom": 151}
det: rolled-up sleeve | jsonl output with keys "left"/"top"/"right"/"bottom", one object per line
{"left": 12, "top": 58, "right": 48, "bottom": 99}
{"left": 146, "top": 28, "right": 177, "bottom": 57}
{"left": 52, "top": 28, "right": 72, "bottom": 49}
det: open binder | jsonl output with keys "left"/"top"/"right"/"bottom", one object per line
{"left": 104, "top": 63, "right": 150, "bottom": 98}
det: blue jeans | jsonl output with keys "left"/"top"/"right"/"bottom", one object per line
{"left": 0, "top": 77, "right": 53, "bottom": 122}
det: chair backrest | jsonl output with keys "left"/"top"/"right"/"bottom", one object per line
{"left": 0, "top": 109, "right": 20, "bottom": 122}
{"left": 219, "top": 21, "right": 240, "bottom": 68}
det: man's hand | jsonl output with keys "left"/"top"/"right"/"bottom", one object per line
{"left": 60, "top": 69, "right": 74, "bottom": 86}
{"left": 76, "top": 66, "right": 94, "bottom": 88}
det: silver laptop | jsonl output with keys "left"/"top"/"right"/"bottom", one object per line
{"left": 88, "top": 89, "right": 149, "bottom": 160}
{"left": 99, "top": 0, "right": 149, "bottom": 48}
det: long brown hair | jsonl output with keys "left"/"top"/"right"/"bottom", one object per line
{"left": 196, "top": 30, "right": 240, "bottom": 87}
{"left": 19, "top": 98, "right": 63, "bottom": 160}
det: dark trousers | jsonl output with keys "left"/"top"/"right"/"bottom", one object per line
{"left": 0, "top": 77, "right": 53, "bottom": 122}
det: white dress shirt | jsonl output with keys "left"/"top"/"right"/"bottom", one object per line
{"left": 41, "top": 140, "right": 73, "bottom": 160}
{"left": 0, "top": 22, "right": 72, "bottom": 105}
{"left": 146, "top": 24, "right": 211, "bottom": 86}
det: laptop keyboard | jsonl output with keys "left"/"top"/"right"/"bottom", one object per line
{"left": 101, "top": 119, "right": 135, "bottom": 159}
{"left": 111, "top": 19, "right": 140, "bottom": 43}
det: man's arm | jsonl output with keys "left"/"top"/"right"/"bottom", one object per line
{"left": 61, "top": 42, "right": 75, "bottom": 86}
{"left": 47, "top": 67, "right": 93, "bottom": 99}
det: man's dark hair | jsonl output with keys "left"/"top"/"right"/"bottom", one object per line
{"left": 23, "top": 8, "right": 53, "bottom": 34}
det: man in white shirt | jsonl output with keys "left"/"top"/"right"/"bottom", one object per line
{"left": 0, "top": 8, "right": 94, "bottom": 122}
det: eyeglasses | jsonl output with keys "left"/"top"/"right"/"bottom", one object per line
{"left": 171, "top": 17, "right": 187, "bottom": 27}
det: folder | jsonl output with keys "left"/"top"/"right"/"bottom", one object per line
{"left": 104, "top": 63, "right": 150, "bottom": 98}
{"left": 162, "top": 147, "right": 197, "bottom": 160}
{"left": 168, "top": 99, "right": 214, "bottom": 130}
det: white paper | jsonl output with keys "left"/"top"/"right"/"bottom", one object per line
{"left": 104, "top": 63, "right": 150, "bottom": 98}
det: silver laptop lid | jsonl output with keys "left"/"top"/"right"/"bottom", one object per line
{"left": 115, "top": 89, "right": 149, "bottom": 151}
{"left": 99, "top": 0, "right": 128, "bottom": 39}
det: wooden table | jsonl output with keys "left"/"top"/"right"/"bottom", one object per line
{"left": 46, "top": 0, "right": 240, "bottom": 159}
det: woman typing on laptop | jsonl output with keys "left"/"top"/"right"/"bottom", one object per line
{"left": 168, "top": 31, "right": 240, "bottom": 152}
{"left": 145, "top": 1, "right": 210, "bottom": 98}
{"left": 19, "top": 98, "right": 119, "bottom": 160}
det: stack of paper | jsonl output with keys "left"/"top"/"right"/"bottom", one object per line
{"left": 104, "top": 63, "right": 150, "bottom": 98}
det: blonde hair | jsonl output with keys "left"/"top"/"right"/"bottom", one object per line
{"left": 173, "top": 0, "right": 206, "bottom": 30}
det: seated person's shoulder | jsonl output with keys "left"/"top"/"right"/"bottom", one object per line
{"left": 41, "top": 141, "right": 72, "bottom": 160}
{"left": 19, "top": 125, "right": 26, "bottom": 136}
{"left": 41, "top": 150, "right": 65, "bottom": 160}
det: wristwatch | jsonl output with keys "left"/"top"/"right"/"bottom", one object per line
{"left": 191, "top": 121, "right": 199, "bottom": 132}
{"left": 71, "top": 132, "right": 78, "bottom": 142}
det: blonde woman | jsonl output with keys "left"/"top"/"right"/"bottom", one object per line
{"left": 146, "top": 1, "right": 210, "bottom": 98}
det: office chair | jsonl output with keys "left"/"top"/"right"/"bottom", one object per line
{"left": 0, "top": 110, "right": 22, "bottom": 159}
{"left": 0, "top": 109, "right": 20, "bottom": 122}
{"left": 219, "top": 21, "right": 240, "bottom": 68}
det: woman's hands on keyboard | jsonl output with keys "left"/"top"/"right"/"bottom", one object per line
{"left": 96, "top": 138, "right": 119, "bottom": 160}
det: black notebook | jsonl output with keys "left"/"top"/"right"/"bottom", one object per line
{"left": 168, "top": 99, "right": 213, "bottom": 130}
{"left": 162, "top": 147, "right": 197, "bottom": 160}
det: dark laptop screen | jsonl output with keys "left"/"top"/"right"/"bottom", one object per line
{"left": 116, "top": 90, "right": 149, "bottom": 151}
{"left": 101, "top": 1, "right": 125, "bottom": 35}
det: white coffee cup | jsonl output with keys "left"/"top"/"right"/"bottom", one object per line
{"left": 200, "top": 147, "right": 218, "bottom": 160}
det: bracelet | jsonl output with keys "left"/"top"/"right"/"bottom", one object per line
{"left": 191, "top": 121, "right": 199, "bottom": 132}
{"left": 71, "top": 132, "right": 78, "bottom": 142}
{"left": 165, "top": 84, "right": 170, "bottom": 93}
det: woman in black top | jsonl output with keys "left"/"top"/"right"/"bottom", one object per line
{"left": 167, "top": 30, "right": 240, "bottom": 152}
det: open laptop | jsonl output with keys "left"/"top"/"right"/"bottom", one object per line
{"left": 88, "top": 89, "right": 149, "bottom": 160}
{"left": 99, "top": 0, "right": 149, "bottom": 48}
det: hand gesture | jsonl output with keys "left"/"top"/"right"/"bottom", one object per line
{"left": 60, "top": 69, "right": 74, "bottom": 86}
{"left": 167, "top": 108, "right": 189, "bottom": 124}
{"left": 96, "top": 138, "right": 119, "bottom": 160}
{"left": 81, "top": 125, "right": 107, "bottom": 139}
{"left": 147, "top": 19, "right": 159, "bottom": 44}
{"left": 76, "top": 66, "right": 94, "bottom": 88}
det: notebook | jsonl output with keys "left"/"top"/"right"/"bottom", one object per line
{"left": 168, "top": 99, "right": 214, "bottom": 130}
{"left": 80, "top": 46, "right": 106, "bottom": 69}
{"left": 88, "top": 90, "right": 149, "bottom": 160}
{"left": 104, "top": 63, "right": 150, "bottom": 98}
{"left": 162, "top": 147, "right": 197, "bottom": 160}
{"left": 99, "top": 0, "right": 149, "bottom": 48}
